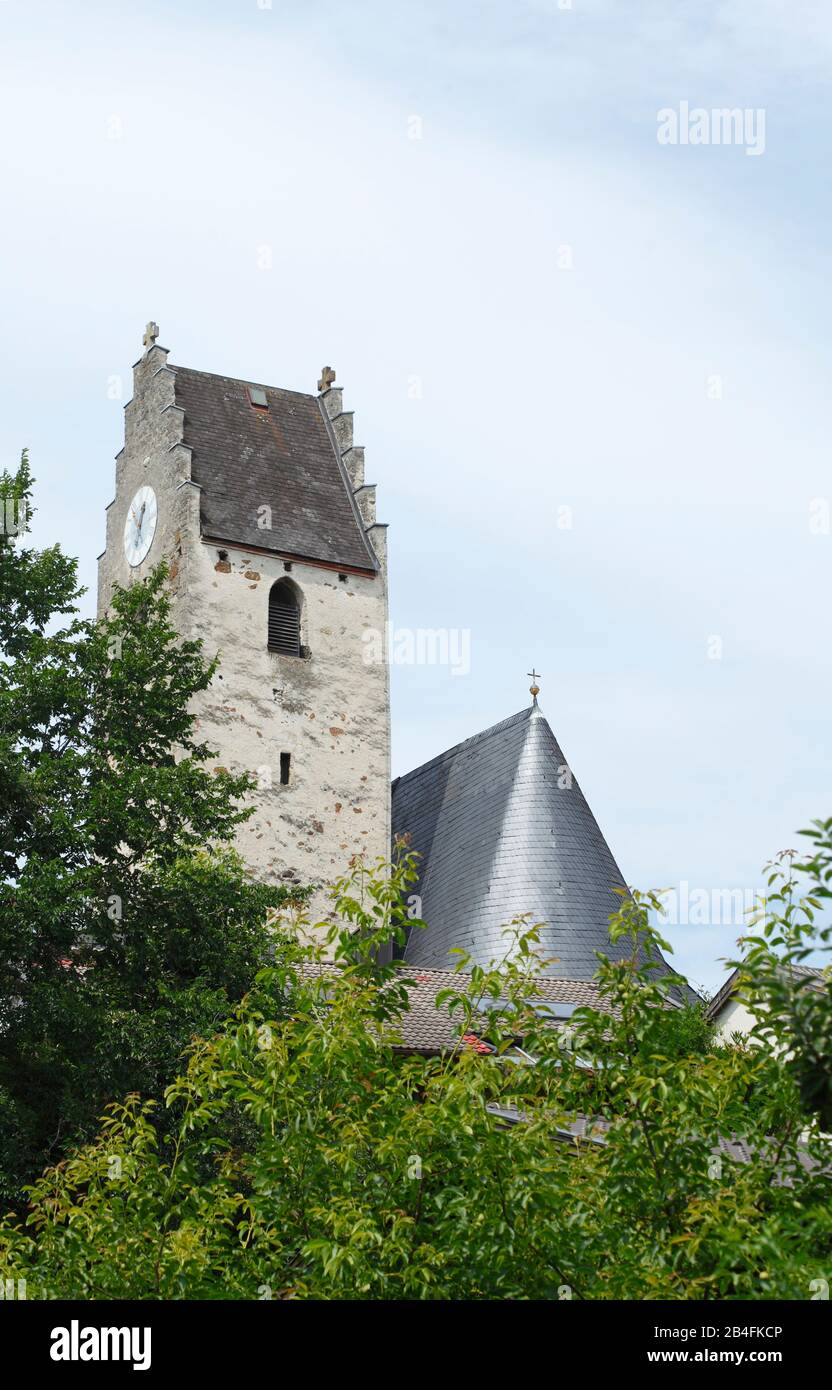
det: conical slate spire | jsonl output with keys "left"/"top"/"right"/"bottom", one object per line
{"left": 392, "top": 705, "right": 686, "bottom": 997}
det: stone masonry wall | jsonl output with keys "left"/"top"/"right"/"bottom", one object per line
{"left": 97, "top": 343, "right": 199, "bottom": 626}
{"left": 98, "top": 342, "right": 391, "bottom": 929}
{"left": 188, "top": 540, "right": 390, "bottom": 920}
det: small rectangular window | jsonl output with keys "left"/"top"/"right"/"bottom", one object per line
{"left": 280, "top": 752, "right": 291, "bottom": 785}
{"left": 248, "top": 386, "right": 268, "bottom": 408}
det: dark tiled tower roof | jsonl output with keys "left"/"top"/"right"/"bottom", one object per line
{"left": 392, "top": 702, "right": 687, "bottom": 998}
{"left": 172, "top": 366, "right": 378, "bottom": 572}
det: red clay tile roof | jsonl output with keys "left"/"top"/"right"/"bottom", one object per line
{"left": 297, "top": 961, "right": 618, "bottom": 1056}
{"left": 461, "top": 1032, "right": 496, "bottom": 1055}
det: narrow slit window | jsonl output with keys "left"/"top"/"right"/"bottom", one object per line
{"left": 280, "top": 752, "right": 291, "bottom": 785}
{"left": 268, "top": 579, "right": 301, "bottom": 656}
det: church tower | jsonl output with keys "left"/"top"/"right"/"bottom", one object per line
{"left": 97, "top": 326, "right": 391, "bottom": 916}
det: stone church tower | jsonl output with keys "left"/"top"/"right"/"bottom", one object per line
{"left": 98, "top": 326, "right": 391, "bottom": 916}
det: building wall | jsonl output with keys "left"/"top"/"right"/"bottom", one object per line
{"left": 711, "top": 996, "right": 756, "bottom": 1044}
{"left": 98, "top": 344, "right": 391, "bottom": 926}
{"left": 98, "top": 344, "right": 200, "bottom": 631}
{"left": 186, "top": 538, "right": 390, "bottom": 916}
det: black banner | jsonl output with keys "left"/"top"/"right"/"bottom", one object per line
{"left": 5, "top": 1296, "right": 825, "bottom": 1376}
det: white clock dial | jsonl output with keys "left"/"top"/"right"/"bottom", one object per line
{"left": 123, "top": 485, "right": 158, "bottom": 567}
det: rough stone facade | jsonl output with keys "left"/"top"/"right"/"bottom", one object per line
{"left": 98, "top": 339, "right": 391, "bottom": 925}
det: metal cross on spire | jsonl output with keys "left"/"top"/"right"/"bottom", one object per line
{"left": 527, "top": 668, "right": 541, "bottom": 703}
{"left": 143, "top": 321, "right": 159, "bottom": 351}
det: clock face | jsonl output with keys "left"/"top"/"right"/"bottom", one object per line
{"left": 123, "top": 485, "right": 158, "bottom": 567}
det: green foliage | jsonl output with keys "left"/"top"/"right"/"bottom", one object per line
{"left": 1, "top": 456, "right": 829, "bottom": 1300}
{"left": 0, "top": 458, "right": 307, "bottom": 1202}
{"left": 0, "top": 450, "right": 83, "bottom": 661}
{"left": 2, "top": 839, "right": 829, "bottom": 1301}
{"left": 733, "top": 820, "right": 832, "bottom": 1129}
{"left": 640, "top": 1000, "right": 715, "bottom": 1060}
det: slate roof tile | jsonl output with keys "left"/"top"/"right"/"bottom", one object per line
{"left": 172, "top": 366, "right": 377, "bottom": 571}
{"left": 392, "top": 704, "right": 693, "bottom": 1002}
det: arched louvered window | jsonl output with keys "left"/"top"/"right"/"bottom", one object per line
{"left": 268, "top": 579, "right": 301, "bottom": 656}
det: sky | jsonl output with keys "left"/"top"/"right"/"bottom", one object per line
{"left": 0, "top": 0, "right": 830, "bottom": 991}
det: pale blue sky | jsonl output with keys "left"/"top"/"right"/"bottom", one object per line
{"left": 1, "top": 1, "right": 830, "bottom": 990}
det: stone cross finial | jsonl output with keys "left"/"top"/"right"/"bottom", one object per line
{"left": 143, "top": 321, "right": 160, "bottom": 351}
{"left": 528, "top": 668, "right": 541, "bottom": 702}
{"left": 318, "top": 365, "right": 336, "bottom": 393}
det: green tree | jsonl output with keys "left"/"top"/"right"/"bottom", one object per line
{"left": 2, "top": 835, "right": 829, "bottom": 1301}
{"left": 640, "top": 999, "right": 715, "bottom": 1059}
{"left": 0, "top": 456, "right": 304, "bottom": 1202}
{"left": 734, "top": 823, "right": 832, "bottom": 1129}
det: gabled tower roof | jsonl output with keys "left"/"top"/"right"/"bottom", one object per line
{"left": 392, "top": 703, "right": 687, "bottom": 998}
{"left": 172, "top": 365, "right": 379, "bottom": 573}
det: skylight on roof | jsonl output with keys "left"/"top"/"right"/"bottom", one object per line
{"left": 477, "top": 997, "right": 579, "bottom": 1022}
{"left": 248, "top": 386, "right": 268, "bottom": 408}
{"left": 531, "top": 1002, "right": 578, "bottom": 1021}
